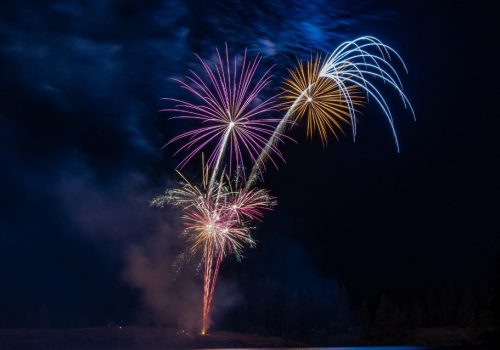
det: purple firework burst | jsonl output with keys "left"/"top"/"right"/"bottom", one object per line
{"left": 162, "top": 45, "right": 287, "bottom": 177}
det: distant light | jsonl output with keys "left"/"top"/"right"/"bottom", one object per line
{"left": 307, "top": 97, "right": 313, "bottom": 103}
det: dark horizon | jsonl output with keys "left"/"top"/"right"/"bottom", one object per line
{"left": 0, "top": 0, "right": 498, "bottom": 341}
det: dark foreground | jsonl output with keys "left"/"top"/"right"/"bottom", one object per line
{"left": 0, "top": 327, "right": 495, "bottom": 350}
{"left": 1, "top": 328, "right": 300, "bottom": 350}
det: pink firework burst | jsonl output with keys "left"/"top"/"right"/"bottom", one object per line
{"left": 151, "top": 169, "right": 275, "bottom": 334}
{"left": 162, "top": 45, "right": 287, "bottom": 179}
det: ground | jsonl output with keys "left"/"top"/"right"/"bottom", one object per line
{"left": 0, "top": 328, "right": 304, "bottom": 349}
{"left": 0, "top": 327, "right": 494, "bottom": 349}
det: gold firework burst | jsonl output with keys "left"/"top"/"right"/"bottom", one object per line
{"left": 281, "top": 54, "right": 364, "bottom": 144}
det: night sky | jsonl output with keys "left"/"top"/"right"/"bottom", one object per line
{"left": 0, "top": 0, "right": 498, "bottom": 329}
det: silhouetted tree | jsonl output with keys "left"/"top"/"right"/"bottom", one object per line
{"left": 488, "top": 252, "right": 500, "bottom": 342}
{"left": 375, "top": 294, "right": 400, "bottom": 338}
{"left": 359, "top": 298, "right": 371, "bottom": 332}
{"left": 410, "top": 296, "right": 424, "bottom": 327}
{"left": 457, "top": 290, "right": 477, "bottom": 327}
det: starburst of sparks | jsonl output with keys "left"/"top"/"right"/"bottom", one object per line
{"left": 151, "top": 168, "right": 275, "bottom": 334}
{"left": 281, "top": 54, "right": 364, "bottom": 144}
{"left": 162, "top": 45, "right": 288, "bottom": 185}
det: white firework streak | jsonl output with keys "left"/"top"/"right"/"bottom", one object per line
{"left": 248, "top": 36, "right": 415, "bottom": 187}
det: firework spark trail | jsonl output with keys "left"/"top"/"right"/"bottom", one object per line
{"left": 247, "top": 36, "right": 414, "bottom": 187}
{"left": 152, "top": 168, "right": 275, "bottom": 334}
{"left": 162, "top": 45, "right": 288, "bottom": 188}
{"left": 202, "top": 242, "right": 222, "bottom": 335}
{"left": 320, "top": 36, "right": 415, "bottom": 149}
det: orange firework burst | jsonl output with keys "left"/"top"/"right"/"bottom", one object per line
{"left": 281, "top": 54, "right": 363, "bottom": 144}
{"left": 250, "top": 38, "right": 414, "bottom": 184}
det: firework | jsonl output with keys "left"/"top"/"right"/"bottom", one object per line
{"left": 281, "top": 54, "right": 363, "bottom": 144}
{"left": 156, "top": 36, "right": 414, "bottom": 335}
{"left": 152, "top": 168, "right": 275, "bottom": 334}
{"left": 162, "top": 45, "right": 287, "bottom": 186}
{"left": 248, "top": 36, "right": 414, "bottom": 186}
